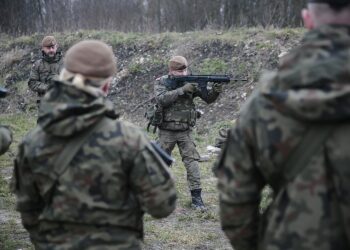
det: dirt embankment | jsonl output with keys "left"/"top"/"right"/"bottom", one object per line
{"left": 0, "top": 29, "right": 303, "bottom": 129}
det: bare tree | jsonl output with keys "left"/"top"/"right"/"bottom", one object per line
{"left": 0, "top": 0, "right": 307, "bottom": 36}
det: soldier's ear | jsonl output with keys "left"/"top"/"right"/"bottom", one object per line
{"left": 101, "top": 79, "right": 111, "bottom": 96}
{"left": 302, "top": 8, "right": 315, "bottom": 30}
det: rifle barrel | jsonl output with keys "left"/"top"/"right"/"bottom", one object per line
{"left": 169, "top": 75, "right": 247, "bottom": 83}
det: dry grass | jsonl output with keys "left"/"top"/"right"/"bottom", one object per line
{"left": 0, "top": 48, "right": 28, "bottom": 72}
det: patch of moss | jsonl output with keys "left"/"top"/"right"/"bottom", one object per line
{"left": 198, "top": 58, "right": 229, "bottom": 74}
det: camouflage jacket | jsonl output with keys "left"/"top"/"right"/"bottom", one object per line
{"left": 12, "top": 81, "right": 176, "bottom": 247}
{"left": 216, "top": 25, "right": 350, "bottom": 250}
{"left": 155, "top": 75, "right": 220, "bottom": 131}
{"left": 0, "top": 125, "right": 12, "bottom": 155}
{"left": 28, "top": 52, "right": 63, "bottom": 97}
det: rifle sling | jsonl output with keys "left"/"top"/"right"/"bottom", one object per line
{"left": 54, "top": 117, "right": 110, "bottom": 177}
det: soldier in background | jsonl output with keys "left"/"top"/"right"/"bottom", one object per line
{"left": 0, "top": 88, "right": 12, "bottom": 155}
{"left": 28, "top": 36, "right": 63, "bottom": 103}
{"left": 13, "top": 40, "right": 176, "bottom": 249}
{"left": 216, "top": 0, "right": 350, "bottom": 249}
{"left": 155, "top": 56, "right": 222, "bottom": 210}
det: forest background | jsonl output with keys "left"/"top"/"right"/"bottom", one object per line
{"left": 1, "top": 0, "right": 306, "bottom": 35}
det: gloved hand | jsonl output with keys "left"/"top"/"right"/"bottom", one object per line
{"left": 182, "top": 82, "right": 197, "bottom": 94}
{"left": 196, "top": 109, "right": 204, "bottom": 119}
{"left": 46, "top": 74, "right": 58, "bottom": 84}
{"left": 37, "top": 85, "right": 48, "bottom": 96}
{"left": 213, "top": 83, "right": 223, "bottom": 93}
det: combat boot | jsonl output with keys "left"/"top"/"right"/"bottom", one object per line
{"left": 190, "top": 189, "right": 206, "bottom": 211}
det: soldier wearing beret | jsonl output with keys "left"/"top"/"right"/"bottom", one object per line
{"left": 13, "top": 40, "right": 177, "bottom": 249}
{"left": 154, "top": 56, "right": 222, "bottom": 210}
{"left": 216, "top": 0, "right": 350, "bottom": 249}
{"left": 28, "top": 36, "right": 63, "bottom": 102}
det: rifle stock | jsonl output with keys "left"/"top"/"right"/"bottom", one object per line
{"left": 150, "top": 141, "right": 174, "bottom": 166}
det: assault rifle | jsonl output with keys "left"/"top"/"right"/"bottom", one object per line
{"left": 0, "top": 87, "right": 8, "bottom": 98}
{"left": 150, "top": 141, "right": 174, "bottom": 166}
{"left": 166, "top": 74, "right": 247, "bottom": 98}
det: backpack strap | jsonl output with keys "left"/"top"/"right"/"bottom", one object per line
{"left": 276, "top": 124, "right": 335, "bottom": 190}
{"left": 53, "top": 117, "right": 110, "bottom": 177}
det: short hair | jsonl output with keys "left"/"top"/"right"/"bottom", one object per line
{"left": 308, "top": 0, "right": 350, "bottom": 11}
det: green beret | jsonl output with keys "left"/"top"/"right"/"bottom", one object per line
{"left": 168, "top": 56, "right": 188, "bottom": 71}
{"left": 42, "top": 36, "right": 57, "bottom": 47}
{"left": 64, "top": 40, "right": 117, "bottom": 78}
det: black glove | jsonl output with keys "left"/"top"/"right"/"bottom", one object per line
{"left": 196, "top": 109, "right": 204, "bottom": 119}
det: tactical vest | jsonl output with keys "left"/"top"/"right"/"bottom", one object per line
{"left": 159, "top": 76, "right": 197, "bottom": 131}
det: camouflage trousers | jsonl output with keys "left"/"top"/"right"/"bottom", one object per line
{"left": 158, "top": 129, "right": 201, "bottom": 190}
{"left": 31, "top": 221, "right": 142, "bottom": 250}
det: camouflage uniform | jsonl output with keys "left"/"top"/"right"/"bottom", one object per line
{"left": 155, "top": 75, "right": 220, "bottom": 191}
{"left": 216, "top": 25, "right": 350, "bottom": 250}
{"left": 12, "top": 81, "right": 177, "bottom": 249}
{"left": 28, "top": 52, "right": 63, "bottom": 98}
{"left": 0, "top": 125, "right": 12, "bottom": 155}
